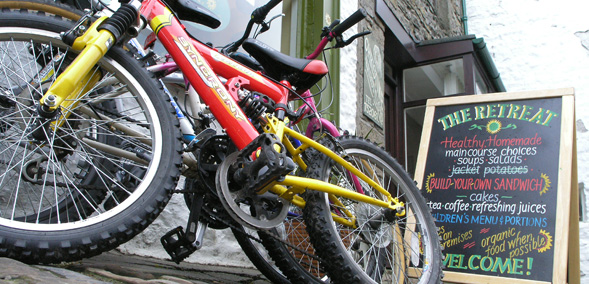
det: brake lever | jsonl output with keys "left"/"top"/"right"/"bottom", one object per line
{"left": 258, "top": 13, "right": 284, "bottom": 35}
{"left": 335, "top": 30, "right": 372, "bottom": 48}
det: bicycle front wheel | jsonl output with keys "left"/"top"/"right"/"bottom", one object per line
{"left": 0, "top": 9, "right": 182, "bottom": 263}
{"left": 303, "top": 136, "right": 442, "bottom": 284}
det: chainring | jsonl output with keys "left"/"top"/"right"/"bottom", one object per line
{"left": 197, "top": 135, "right": 235, "bottom": 193}
{"left": 215, "top": 151, "right": 289, "bottom": 230}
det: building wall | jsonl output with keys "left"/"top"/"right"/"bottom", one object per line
{"left": 339, "top": 0, "right": 360, "bottom": 133}
{"left": 353, "top": 0, "right": 387, "bottom": 144}
{"left": 344, "top": 0, "right": 465, "bottom": 146}
{"left": 466, "top": 0, "right": 589, "bottom": 280}
{"left": 385, "top": 0, "right": 463, "bottom": 41}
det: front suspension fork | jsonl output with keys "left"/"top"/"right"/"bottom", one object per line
{"left": 39, "top": 17, "right": 112, "bottom": 117}
{"left": 38, "top": 1, "right": 141, "bottom": 120}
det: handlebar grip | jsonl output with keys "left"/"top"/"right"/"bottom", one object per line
{"left": 332, "top": 8, "right": 366, "bottom": 36}
{"left": 252, "top": 0, "right": 282, "bottom": 23}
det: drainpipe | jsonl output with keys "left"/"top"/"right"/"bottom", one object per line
{"left": 462, "top": 0, "right": 468, "bottom": 34}
{"left": 462, "top": 1, "right": 505, "bottom": 92}
{"left": 472, "top": 38, "right": 506, "bottom": 92}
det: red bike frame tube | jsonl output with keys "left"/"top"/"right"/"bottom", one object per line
{"left": 141, "top": 0, "right": 266, "bottom": 149}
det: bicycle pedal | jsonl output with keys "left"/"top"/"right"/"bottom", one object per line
{"left": 160, "top": 226, "right": 197, "bottom": 264}
{"left": 234, "top": 133, "right": 295, "bottom": 193}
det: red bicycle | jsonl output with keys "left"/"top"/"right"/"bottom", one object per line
{"left": 0, "top": 0, "right": 442, "bottom": 283}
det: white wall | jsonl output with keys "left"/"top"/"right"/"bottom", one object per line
{"left": 466, "top": 0, "right": 589, "bottom": 281}
{"left": 339, "top": 0, "right": 359, "bottom": 132}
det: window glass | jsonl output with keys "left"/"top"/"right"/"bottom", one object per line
{"left": 404, "top": 105, "right": 425, "bottom": 176}
{"left": 185, "top": 0, "right": 283, "bottom": 50}
{"left": 403, "top": 58, "right": 464, "bottom": 102}
{"left": 402, "top": 58, "right": 464, "bottom": 174}
{"left": 474, "top": 68, "right": 489, "bottom": 94}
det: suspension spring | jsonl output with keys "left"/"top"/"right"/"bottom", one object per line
{"left": 238, "top": 92, "right": 268, "bottom": 120}
{"left": 98, "top": 1, "right": 140, "bottom": 43}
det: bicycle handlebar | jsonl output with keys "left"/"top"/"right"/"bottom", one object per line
{"left": 222, "top": 0, "right": 281, "bottom": 54}
{"left": 331, "top": 8, "right": 366, "bottom": 37}
{"left": 251, "top": 0, "right": 281, "bottom": 23}
{"left": 306, "top": 9, "right": 368, "bottom": 59}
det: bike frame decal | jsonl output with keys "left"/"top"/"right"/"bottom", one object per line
{"left": 149, "top": 6, "right": 173, "bottom": 34}
{"left": 210, "top": 51, "right": 265, "bottom": 84}
{"left": 141, "top": 0, "right": 259, "bottom": 149}
{"left": 175, "top": 36, "right": 247, "bottom": 122}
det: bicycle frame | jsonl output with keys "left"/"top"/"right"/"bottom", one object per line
{"left": 41, "top": 0, "right": 405, "bottom": 219}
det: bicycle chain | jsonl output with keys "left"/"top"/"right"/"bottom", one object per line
{"left": 175, "top": 174, "right": 322, "bottom": 263}
{"left": 199, "top": 203, "right": 322, "bottom": 262}
{"left": 203, "top": 134, "right": 344, "bottom": 263}
{"left": 27, "top": 175, "right": 321, "bottom": 261}
{"left": 173, "top": 177, "right": 321, "bottom": 261}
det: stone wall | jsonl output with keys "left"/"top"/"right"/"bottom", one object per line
{"left": 346, "top": 0, "right": 464, "bottom": 145}
{"left": 385, "top": 0, "right": 464, "bottom": 41}
{"left": 353, "top": 0, "right": 386, "bottom": 144}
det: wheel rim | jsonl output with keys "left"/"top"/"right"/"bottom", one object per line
{"left": 0, "top": 27, "right": 163, "bottom": 231}
{"left": 326, "top": 148, "right": 436, "bottom": 283}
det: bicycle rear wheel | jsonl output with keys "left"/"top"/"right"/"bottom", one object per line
{"left": 0, "top": 9, "right": 182, "bottom": 263}
{"left": 303, "top": 136, "right": 442, "bottom": 284}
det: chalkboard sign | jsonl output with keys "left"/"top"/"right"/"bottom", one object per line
{"left": 414, "top": 89, "right": 579, "bottom": 284}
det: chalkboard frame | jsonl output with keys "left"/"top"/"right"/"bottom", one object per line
{"left": 413, "top": 88, "right": 578, "bottom": 284}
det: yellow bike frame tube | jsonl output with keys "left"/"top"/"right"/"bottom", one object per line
{"left": 279, "top": 175, "right": 403, "bottom": 211}
{"left": 269, "top": 184, "right": 306, "bottom": 208}
{"left": 259, "top": 114, "right": 403, "bottom": 211}
{"left": 283, "top": 127, "right": 401, "bottom": 206}
{"left": 268, "top": 183, "right": 356, "bottom": 227}
{"left": 282, "top": 136, "right": 307, "bottom": 171}
{"left": 40, "top": 17, "right": 114, "bottom": 112}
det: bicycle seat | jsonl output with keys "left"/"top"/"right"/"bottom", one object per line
{"left": 243, "top": 39, "right": 328, "bottom": 92}
{"left": 230, "top": 52, "right": 265, "bottom": 72}
{"left": 166, "top": 0, "right": 221, "bottom": 29}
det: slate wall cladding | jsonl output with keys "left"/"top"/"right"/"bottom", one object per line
{"left": 354, "top": 0, "right": 387, "bottom": 144}
{"left": 384, "top": 0, "right": 463, "bottom": 41}
{"left": 351, "top": 0, "right": 464, "bottom": 145}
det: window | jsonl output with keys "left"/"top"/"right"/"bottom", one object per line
{"left": 404, "top": 106, "right": 425, "bottom": 176}
{"left": 403, "top": 58, "right": 465, "bottom": 102}
{"left": 378, "top": 0, "right": 505, "bottom": 176}
{"left": 402, "top": 58, "right": 466, "bottom": 174}
{"left": 474, "top": 68, "right": 489, "bottom": 94}
{"left": 185, "top": 0, "right": 283, "bottom": 51}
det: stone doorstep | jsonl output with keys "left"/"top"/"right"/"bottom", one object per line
{"left": 0, "top": 251, "right": 272, "bottom": 284}
{"left": 65, "top": 251, "right": 266, "bottom": 283}
{"left": 0, "top": 257, "right": 108, "bottom": 284}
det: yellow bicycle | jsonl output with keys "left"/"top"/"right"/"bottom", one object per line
{"left": 0, "top": 0, "right": 442, "bottom": 283}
